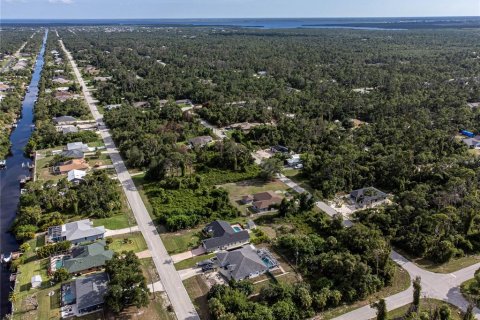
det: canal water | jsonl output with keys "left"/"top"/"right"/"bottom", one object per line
{"left": 0, "top": 29, "right": 48, "bottom": 317}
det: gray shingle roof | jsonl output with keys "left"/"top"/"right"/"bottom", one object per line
{"left": 75, "top": 272, "right": 109, "bottom": 311}
{"left": 202, "top": 220, "right": 250, "bottom": 251}
{"left": 61, "top": 149, "right": 84, "bottom": 159}
{"left": 64, "top": 240, "right": 113, "bottom": 274}
{"left": 62, "top": 219, "right": 105, "bottom": 243}
{"left": 53, "top": 116, "right": 77, "bottom": 124}
{"left": 216, "top": 245, "right": 267, "bottom": 281}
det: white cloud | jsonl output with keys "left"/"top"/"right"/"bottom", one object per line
{"left": 48, "top": 0, "right": 74, "bottom": 4}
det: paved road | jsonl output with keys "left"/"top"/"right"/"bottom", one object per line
{"left": 60, "top": 39, "right": 199, "bottom": 320}
{"left": 335, "top": 251, "right": 480, "bottom": 320}
{"left": 276, "top": 175, "right": 480, "bottom": 319}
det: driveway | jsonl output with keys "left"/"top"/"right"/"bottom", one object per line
{"left": 105, "top": 225, "right": 139, "bottom": 237}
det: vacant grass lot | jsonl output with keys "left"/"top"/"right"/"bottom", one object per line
{"left": 395, "top": 248, "right": 480, "bottom": 273}
{"left": 382, "top": 298, "right": 463, "bottom": 320}
{"left": 160, "top": 228, "right": 202, "bottom": 254}
{"left": 107, "top": 232, "right": 148, "bottom": 253}
{"left": 183, "top": 275, "right": 211, "bottom": 320}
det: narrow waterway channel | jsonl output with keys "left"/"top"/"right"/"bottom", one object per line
{"left": 0, "top": 29, "right": 48, "bottom": 317}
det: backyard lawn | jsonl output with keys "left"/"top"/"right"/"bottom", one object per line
{"left": 107, "top": 232, "right": 148, "bottom": 253}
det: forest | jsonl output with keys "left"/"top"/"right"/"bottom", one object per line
{"left": 58, "top": 26, "right": 480, "bottom": 317}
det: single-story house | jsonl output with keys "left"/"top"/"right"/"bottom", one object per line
{"left": 54, "top": 159, "right": 89, "bottom": 174}
{"left": 61, "top": 149, "right": 84, "bottom": 159}
{"left": 66, "top": 142, "right": 90, "bottom": 152}
{"left": 189, "top": 135, "right": 213, "bottom": 148}
{"left": 52, "top": 76, "right": 70, "bottom": 84}
{"left": 104, "top": 104, "right": 121, "bottom": 111}
{"left": 462, "top": 136, "right": 480, "bottom": 149}
{"left": 93, "top": 76, "right": 112, "bottom": 82}
{"left": 85, "top": 65, "right": 100, "bottom": 75}
{"left": 175, "top": 99, "right": 193, "bottom": 106}
{"left": 202, "top": 220, "right": 250, "bottom": 253}
{"left": 286, "top": 154, "right": 302, "bottom": 167}
{"left": 55, "top": 91, "right": 74, "bottom": 102}
{"left": 271, "top": 145, "right": 289, "bottom": 154}
{"left": 350, "top": 187, "right": 387, "bottom": 208}
{"left": 62, "top": 240, "right": 113, "bottom": 274}
{"left": 53, "top": 116, "right": 77, "bottom": 125}
{"left": 133, "top": 101, "right": 150, "bottom": 108}
{"left": 58, "top": 125, "right": 79, "bottom": 135}
{"left": 48, "top": 219, "right": 105, "bottom": 245}
{"left": 246, "top": 191, "right": 283, "bottom": 213}
{"left": 61, "top": 272, "right": 109, "bottom": 315}
{"left": 67, "top": 169, "right": 87, "bottom": 184}
{"left": 216, "top": 245, "right": 277, "bottom": 281}
{"left": 31, "top": 275, "right": 42, "bottom": 288}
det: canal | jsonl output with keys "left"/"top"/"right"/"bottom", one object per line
{"left": 0, "top": 29, "right": 48, "bottom": 317}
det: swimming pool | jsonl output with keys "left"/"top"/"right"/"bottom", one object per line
{"left": 262, "top": 257, "right": 274, "bottom": 268}
{"left": 62, "top": 286, "right": 75, "bottom": 305}
{"left": 55, "top": 259, "right": 64, "bottom": 269}
{"left": 232, "top": 226, "right": 242, "bottom": 232}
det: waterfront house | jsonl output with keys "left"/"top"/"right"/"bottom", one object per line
{"left": 61, "top": 240, "right": 113, "bottom": 274}
{"left": 61, "top": 272, "right": 109, "bottom": 317}
{"left": 47, "top": 219, "right": 105, "bottom": 245}
{"left": 53, "top": 116, "right": 77, "bottom": 125}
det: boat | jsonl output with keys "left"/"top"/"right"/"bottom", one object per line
{"left": 0, "top": 160, "right": 6, "bottom": 169}
{"left": 19, "top": 174, "right": 31, "bottom": 187}
{"left": 1, "top": 252, "right": 12, "bottom": 263}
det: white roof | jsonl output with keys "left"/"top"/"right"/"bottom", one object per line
{"left": 31, "top": 275, "right": 42, "bottom": 282}
{"left": 67, "top": 169, "right": 87, "bottom": 182}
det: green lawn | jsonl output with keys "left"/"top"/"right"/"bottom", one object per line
{"left": 93, "top": 212, "right": 133, "bottom": 230}
{"left": 461, "top": 278, "right": 480, "bottom": 308}
{"left": 15, "top": 258, "right": 50, "bottom": 294}
{"left": 160, "top": 228, "right": 202, "bottom": 254}
{"left": 140, "top": 258, "right": 160, "bottom": 285}
{"left": 183, "top": 275, "right": 210, "bottom": 320}
{"left": 13, "top": 284, "right": 62, "bottom": 320}
{"left": 131, "top": 174, "right": 155, "bottom": 217}
{"left": 384, "top": 299, "right": 463, "bottom": 320}
{"left": 107, "top": 232, "right": 148, "bottom": 253}
{"left": 174, "top": 253, "right": 215, "bottom": 270}
{"left": 282, "top": 168, "right": 317, "bottom": 196}
{"left": 321, "top": 265, "right": 411, "bottom": 319}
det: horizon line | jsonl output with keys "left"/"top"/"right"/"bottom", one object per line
{"left": 2, "top": 15, "right": 479, "bottom": 21}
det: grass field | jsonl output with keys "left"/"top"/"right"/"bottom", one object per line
{"left": 93, "top": 212, "right": 133, "bottom": 230}
{"left": 107, "top": 232, "right": 148, "bottom": 253}
{"left": 183, "top": 275, "right": 211, "bottom": 320}
{"left": 160, "top": 228, "right": 202, "bottom": 254}
{"left": 321, "top": 264, "right": 411, "bottom": 319}
{"left": 395, "top": 248, "right": 480, "bottom": 273}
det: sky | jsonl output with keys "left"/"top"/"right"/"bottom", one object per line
{"left": 1, "top": 0, "right": 479, "bottom": 20}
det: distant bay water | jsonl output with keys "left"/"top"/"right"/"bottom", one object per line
{"left": 2, "top": 17, "right": 480, "bottom": 29}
